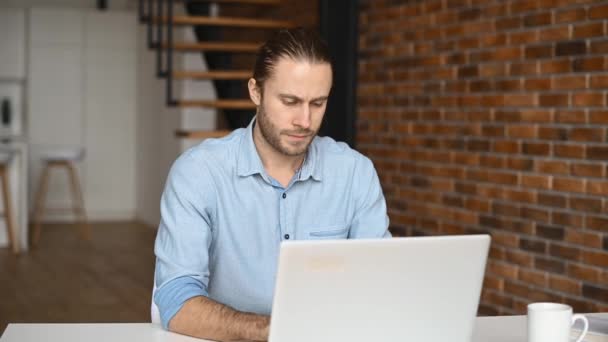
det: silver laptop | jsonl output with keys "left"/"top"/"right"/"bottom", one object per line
{"left": 268, "top": 234, "right": 491, "bottom": 342}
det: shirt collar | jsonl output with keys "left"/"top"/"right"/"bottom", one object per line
{"left": 236, "top": 117, "right": 322, "bottom": 182}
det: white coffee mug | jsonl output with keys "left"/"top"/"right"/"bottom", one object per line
{"left": 527, "top": 302, "right": 588, "bottom": 342}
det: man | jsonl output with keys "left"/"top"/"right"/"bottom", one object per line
{"left": 154, "top": 28, "right": 390, "bottom": 341}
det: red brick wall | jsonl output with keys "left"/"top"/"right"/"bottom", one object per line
{"left": 358, "top": 0, "right": 608, "bottom": 315}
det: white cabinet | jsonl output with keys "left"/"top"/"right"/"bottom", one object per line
{"left": 0, "top": 8, "right": 26, "bottom": 80}
{"left": 28, "top": 8, "right": 137, "bottom": 221}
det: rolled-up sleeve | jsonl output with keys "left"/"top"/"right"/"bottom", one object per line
{"left": 348, "top": 155, "right": 391, "bottom": 239}
{"left": 153, "top": 152, "right": 216, "bottom": 330}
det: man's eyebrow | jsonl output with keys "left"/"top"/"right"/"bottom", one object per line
{"left": 278, "top": 94, "right": 328, "bottom": 102}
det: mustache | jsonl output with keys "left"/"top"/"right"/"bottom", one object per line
{"left": 282, "top": 129, "right": 314, "bottom": 136}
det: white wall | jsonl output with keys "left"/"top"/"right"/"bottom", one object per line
{"left": 28, "top": 8, "right": 138, "bottom": 221}
{"left": 0, "top": 0, "right": 135, "bottom": 11}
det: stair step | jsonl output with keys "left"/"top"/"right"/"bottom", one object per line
{"left": 177, "top": 99, "right": 255, "bottom": 109}
{"left": 175, "top": 129, "right": 232, "bottom": 139}
{"left": 176, "top": 0, "right": 282, "bottom": 5}
{"left": 164, "top": 41, "right": 261, "bottom": 52}
{"left": 157, "top": 15, "right": 294, "bottom": 28}
{"left": 173, "top": 70, "right": 251, "bottom": 80}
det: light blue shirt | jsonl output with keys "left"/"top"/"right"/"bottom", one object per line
{"left": 153, "top": 118, "right": 390, "bottom": 329}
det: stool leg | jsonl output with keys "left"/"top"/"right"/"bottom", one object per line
{"left": 32, "top": 163, "right": 51, "bottom": 246}
{"left": 66, "top": 162, "right": 90, "bottom": 240}
{"left": 0, "top": 166, "right": 19, "bottom": 254}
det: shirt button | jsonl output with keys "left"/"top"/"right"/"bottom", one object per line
{"left": 284, "top": 234, "right": 290, "bottom": 240}
{"left": 282, "top": 193, "right": 286, "bottom": 199}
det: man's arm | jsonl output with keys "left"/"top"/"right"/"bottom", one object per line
{"left": 170, "top": 296, "right": 270, "bottom": 341}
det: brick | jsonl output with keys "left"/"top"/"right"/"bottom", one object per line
{"left": 538, "top": 26, "right": 570, "bottom": 41}
{"left": 573, "top": 22, "right": 605, "bottom": 38}
{"left": 504, "top": 94, "right": 537, "bottom": 106}
{"left": 588, "top": 146, "right": 608, "bottom": 160}
{"left": 507, "top": 125, "right": 537, "bottom": 138}
{"left": 569, "top": 196, "right": 602, "bottom": 213}
{"left": 573, "top": 56, "right": 605, "bottom": 72}
{"left": 539, "top": 94, "right": 569, "bottom": 107}
{"left": 582, "top": 284, "right": 608, "bottom": 302}
{"left": 536, "top": 224, "right": 565, "bottom": 240}
{"left": 496, "top": 17, "right": 521, "bottom": 31}
{"left": 538, "top": 127, "right": 567, "bottom": 140}
{"left": 492, "top": 202, "right": 520, "bottom": 217}
{"left": 488, "top": 260, "right": 519, "bottom": 279}
{"left": 572, "top": 92, "right": 604, "bottom": 107}
{"left": 524, "top": 78, "right": 551, "bottom": 91}
{"left": 569, "top": 128, "right": 604, "bottom": 142}
{"left": 591, "top": 75, "right": 608, "bottom": 88}
{"left": 540, "top": 59, "right": 571, "bottom": 73}
{"left": 590, "top": 39, "right": 608, "bottom": 54}
{"left": 588, "top": 3, "right": 608, "bottom": 20}
{"left": 525, "top": 44, "right": 553, "bottom": 59}
{"left": 520, "top": 269, "right": 547, "bottom": 287}
{"left": 555, "top": 40, "right": 587, "bottom": 56}
{"left": 510, "top": 61, "right": 538, "bottom": 76}
{"left": 587, "top": 180, "right": 608, "bottom": 196}
{"left": 589, "top": 111, "right": 608, "bottom": 124}
{"left": 510, "top": 0, "right": 537, "bottom": 14}
{"left": 586, "top": 215, "right": 608, "bottom": 232}
{"left": 504, "top": 189, "right": 537, "bottom": 203}
{"left": 494, "top": 141, "right": 521, "bottom": 153}
{"left": 523, "top": 142, "right": 550, "bottom": 156}
{"left": 524, "top": 12, "right": 552, "bottom": 27}
{"left": 521, "top": 174, "right": 551, "bottom": 189}
{"left": 564, "top": 229, "right": 602, "bottom": 248}
{"left": 505, "top": 250, "right": 533, "bottom": 268}
{"left": 492, "top": 231, "right": 520, "bottom": 248}
{"left": 553, "top": 212, "right": 584, "bottom": 228}
{"left": 549, "top": 275, "right": 581, "bottom": 296}
{"left": 510, "top": 31, "right": 539, "bottom": 45}
{"left": 555, "top": 8, "right": 586, "bottom": 23}
{"left": 556, "top": 110, "right": 586, "bottom": 124}
{"left": 552, "top": 75, "right": 586, "bottom": 90}
{"left": 536, "top": 160, "right": 569, "bottom": 174}
{"left": 567, "top": 263, "right": 601, "bottom": 283}
{"left": 572, "top": 163, "right": 605, "bottom": 178}
{"left": 464, "top": 198, "right": 490, "bottom": 212}
{"left": 538, "top": 193, "right": 567, "bottom": 208}
{"left": 553, "top": 177, "right": 585, "bottom": 193}
{"left": 535, "top": 256, "right": 565, "bottom": 273}
{"left": 495, "top": 79, "right": 522, "bottom": 92}
{"left": 521, "top": 206, "right": 550, "bottom": 222}
{"left": 506, "top": 158, "right": 532, "bottom": 171}
{"left": 555, "top": 144, "right": 585, "bottom": 159}
{"left": 504, "top": 281, "right": 532, "bottom": 303}
{"left": 582, "top": 250, "right": 608, "bottom": 267}
{"left": 480, "top": 155, "right": 505, "bottom": 168}
{"left": 520, "top": 238, "right": 546, "bottom": 254}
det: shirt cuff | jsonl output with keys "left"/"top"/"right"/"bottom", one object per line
{"left": 154, "top": 276, "right": 209, "bottom": 330}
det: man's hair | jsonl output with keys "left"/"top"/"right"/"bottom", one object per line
{"left": 252, "top": 27, "right": 332, "bottom": 91}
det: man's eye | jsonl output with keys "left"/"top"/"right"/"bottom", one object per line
{"left": 312, "top": 102, "right": 324, "bottom": 107}
{"left": 283, "top": 100, "right": 297, "bottom": 106}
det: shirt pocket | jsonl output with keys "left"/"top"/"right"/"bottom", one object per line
{"left": 305, "top": 224, "right": 349, "bottom": 240}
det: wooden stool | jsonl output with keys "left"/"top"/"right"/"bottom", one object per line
{"left": 32, "top": 147, "right": 90, "bottom": 246}
{"left": 0, "top": 152, "right": 19, "bottom": 254}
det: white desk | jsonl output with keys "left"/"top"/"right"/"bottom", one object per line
{"left": 1, "top": 316, "right": 527, "bottom": 342}
{"left": 2, "top": 314, "right": 606, "bottom": 342}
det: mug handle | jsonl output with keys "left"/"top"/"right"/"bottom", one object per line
{"left": 571, "top": 314, "right": 589, "bottom": 342}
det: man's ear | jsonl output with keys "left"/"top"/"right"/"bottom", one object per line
{"left": 248, "top": 78, "right": 261, "bottom": 106}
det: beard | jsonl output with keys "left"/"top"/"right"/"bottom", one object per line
{"left": 256, "top": 103, "right": 317, "bottom": 157}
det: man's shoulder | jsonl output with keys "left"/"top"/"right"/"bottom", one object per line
{"left": 176, "top": 128, "right": 244, "bottom": 169}
{"left": 313, "top": 135, "right": 373, "bottom": 170}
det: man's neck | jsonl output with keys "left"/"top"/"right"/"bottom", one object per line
{"left": 253, "top": 123, "right": 306, "bottom": 186}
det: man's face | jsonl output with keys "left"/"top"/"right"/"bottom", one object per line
{"left": 249, "top": 57, "right": 332, "bottom": 157}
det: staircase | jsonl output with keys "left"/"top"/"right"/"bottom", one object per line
{"left": 138, "top": 0, "right": 295, "bottom": 140}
